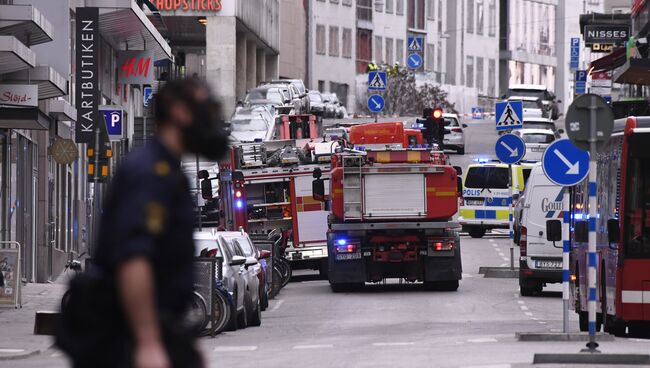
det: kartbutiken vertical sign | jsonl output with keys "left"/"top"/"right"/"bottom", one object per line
{"left": 75, "top": 7, "right": 100, "bottom": 143}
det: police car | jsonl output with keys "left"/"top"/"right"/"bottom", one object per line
{"left": 458, "top": 159, "right": 534, "bottom": 238}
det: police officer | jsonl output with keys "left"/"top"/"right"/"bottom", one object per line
{"left": 92, "top": 78, "right": 229, "bottom": 368}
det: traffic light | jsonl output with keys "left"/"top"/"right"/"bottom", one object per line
{"left": 422, "top": 107, "right": 445, "bottom": 146}
{"left": 432, "top": 107, "right": 443, "bottom": 119}
{"left": 86, "top": 142, "right": 112, "bottom": 182}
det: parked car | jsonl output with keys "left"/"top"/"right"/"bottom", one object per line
{"left": 193, "top": 231, "right": 259, "bottom": 330}
{"left": 507, "top": 84, "right": 561, "bottom": 120}
{"left": 443, "top": 113, "right": 466, "bottom": 154}
{"left": 243, "top": 86, "right": 293, "bottom": 114}
{"left": 516, "top": 128, "right": 556, "bottom": 162}
{"left": 259, "top": 83, "right": 301, "bottom": 114}
{"left": 321, "top": 93, "right": 337, "bottom": 118}
{"left": 221, "top": 234, "right": 261, "bottom": 327}
{"left": 219, "top": 231, "right": 271, "bottom": 311}
{"left": 328, "top": 93, "right": 347, "bottom": 118}
{"left": 268, "top": 79, "right": 310, "bottom": 113}
{"left": 308, "top": 90, "right": 326, "bottom": 116}
{"left": 509, "top": 96, "right": 547, "bottom": 119}
{"left": 229, "top": 106, "right": 275, "bottom": 142}
{"left": 522, "top": 117, "right": 557, "bottom": 132}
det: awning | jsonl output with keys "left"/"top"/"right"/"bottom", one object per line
{"left": 613, "top": 58, "right": 650, "bottom": 84}
{"left": 49, "top": 100, "right": 77, "bottom": 122}
{"left": 0, "top": 35, "right": 35, "bottom": 74}
{"left": 0, "top": 106, "right": 49, "bottom": 130}
{"left": 0, "top": 5, "right": 53, "bottom": 46}
{"left": 2, "top": 65, "right": 67, "bottom": 99}
{"left": 590, "top": 47, "right": 626, "bottom": 72}
{"left": 85, "top": 0, "right": 173, "bottom": 61}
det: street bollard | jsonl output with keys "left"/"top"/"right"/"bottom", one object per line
{"left": 562, "top": 189, "right": 570, "bottom": 333}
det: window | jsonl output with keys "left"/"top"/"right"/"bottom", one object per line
{"left": 437, "top": 40, "right": 442, "bottom": 82}
{"left": 488, "top": 58, "right": 496, "bottom": 97}
{"left": 385, "top": 38, "right": 394, "bottom": 64}
{"left": 408, "top": 0, "right": 425, "bottom": 29}
{"left": 488, "top": 0, "right": 495, "bottom": 37}
{"left": 318, "top": 80, "right": 326, "bottom": 92}
{"left": 477, "top": 0, "right": 484, "bottom": 35}
{"left": 316, "top": 24, "right": 326, "bottom": 55}
{"left": 396, "top": 39, "right": 404, "bottom": 63}
{"left": 427, "top": 0, "right": 435, "bottom": 19}
{"left": 356, "top": 28, "right": 373, "bottom": 73}
{"left": 426, "top": 43, "right": 435, "bottom": 71}
{"left": 342, "top": 28, "right": 352, "bottom": 58}
{"left": 397, "top": 0, "right": 405, "bottom": 15}
{"left": 343, "top": 0, "right": 352, "bottom": 5}
{"left": 386, "top": 0, "right": 394, "bottom": 13}
{"left": 476, "top": 57, "right": 484, "bottom": 94}
{"left": 357, "top": 0, "right": 372, "bottom": 21}
{"left": 464, "top": 166, "right": 510, "bottom": 189}
{"left": 374, "top": 36, "right": 383, "bottom": 63}
{"left": 329, "top": 26, "right": 340, "bottom": 56}
{"left": 438, "top": 0, "right": 443, "bottom": 32}
{"left": 375, "top": 0, "right": 383, "bottom": 11}
{"left": 466, "top": 56, "right": 474, "bottom": 87}
{"left": 331, "top": 0, "right": 338, "bottom": 3}
{"left": 467, "top": 0, "right": 474, "bottom": 34}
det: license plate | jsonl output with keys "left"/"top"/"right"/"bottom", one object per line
{"left": 535, "top": 260, "right": 562, "bottom": 269}
{"left": 531, "top": 146, "right": 546, "bottom": 152}
{"left": 335, "top": 253, "right": 362, "bottom": 261}
{"left": 466, "top": 199, "right": 484, "bottom": 206}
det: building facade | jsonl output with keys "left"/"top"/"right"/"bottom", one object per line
{"left": 279, "top": 0, "right": 307, "bottom": 81}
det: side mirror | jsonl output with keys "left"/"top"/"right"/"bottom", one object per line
{"left": 462, "top": 124, "right": 468, "bottom": 128}
{"left": 456, "top": 177, "right": 462, "bottom": 195}
{"left": 512, "top": 193, "right": 520, "bottom": 202}
{"left": 546, "top": 219, "right": 562, "bottom": 242}
{"left": 607, "top": 218, "right": 620, "bottom": 244}
{"left": 313, "top": 167, "right": 322, "bottom": 179}
{"left": 259, "top": 250, "right": 271, "bottom": 259}
{"left": 575, "top": 221, "right": 589, "bottom": 243}
{"left": 230, "top": 255, "right": 246, "bottom": 266}
{"left": 245, "top": 256, "right": 258, "bottom": 267}
{"left": 312, "top": 178, "right": 325, "bottom": 201}
{"left": 558, "top": 129, "right": 565, "bottom": 134}
{"left": 453, "top": 166, "right": 463, "bottom": 176}
{"left": 201, "top": 179, "right": 213, "bottom": 200}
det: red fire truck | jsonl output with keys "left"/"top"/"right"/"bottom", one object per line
{"left": 219, "top": 138, "right": 337, "bottom": 272}
{"left": 570, "top": 116, "right": 650, "bottom": 336}
{"left": 312, "top": 122, "right": 463, "bottom": 292}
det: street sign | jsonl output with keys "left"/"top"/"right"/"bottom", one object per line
{"left": 367, "top": 94, "right": 385, "bottom": 113}
{"left": 48, "top": 138, "right": 79, "bottom": 165}
{"left": 143, "top": 86, "right": 153, "bottom": 107}
{"left": 100, "top": 106, "right": 124, "bottom": 141}
{"left": 495, "top": 133, "right": 525, "bottom": 164}
{"left": 367, "top": 71, "right": 388, "bottom": 91}
{"left": 565, "top": 93, "right": 614, "bottom": 153}
{"left": 471, "top": 107, "right": 484, "bottom": 119}
{"left": 407, "top": 36, "right": 423, "bottom": 52}
{"left": 570, "top": 38, "right": 580, "bottom": 70}
{"left": 575, "top": 70, "right": 587, "bottom": 95}
{"left": 407, "top": 53, "right": 423, "bottom": 69}
{"left": 495, "top": 100, "right": 523, "bottom": 131}
{"left": 542, "top": 139, "right": 590, "bottom": 186}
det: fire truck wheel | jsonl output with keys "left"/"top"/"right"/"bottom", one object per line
{"left": 424, "top": 280, "right": 459, "bottom": 291}
{"left": 578, "top": 311, "right": 588, "bottom": 332}
{"left": 330, "top": 282, "right": 363, "bottom": 293}
{"left": 520, "top": 282, "right": 542, "bottom": 297}
{"left": 318, "top": 259, "right": 329, "bottom": 279}
{"left": 468, "top": 227, "right": 486, "bottom": 238}
{"left": 629, "top": 322, "right": 650, "bottom": 338}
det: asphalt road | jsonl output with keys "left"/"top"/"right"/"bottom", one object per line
{"left": 6, "top": 118, "right": 650, "bottom": 368}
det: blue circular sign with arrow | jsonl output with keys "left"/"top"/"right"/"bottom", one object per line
{"left": 407, "top": 53, "right": 423, "bottom": 69}
{"left": 542, "top": 139, "right": 590, "bottom": 186}
{"left": 367, "top": 94, "right": 385, "bottom": 113}
{"left": 495, "top": 133, "right": 525, "bottom": 164}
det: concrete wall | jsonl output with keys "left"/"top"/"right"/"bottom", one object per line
{"left": 206, "top": 16, "right": 237, "bottom": 117}
{"left": 279, "top": 0, "right": 306, "bottom": 80}
{"left": 236, "top": 0, "right": 280, "bottom": 52}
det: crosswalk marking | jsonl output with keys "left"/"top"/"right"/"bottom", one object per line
{"left": 213, "top": 346, "right": 258, "bottom": 352}
{"left": 293, "top": 344, "right": 333, "bottom": 350}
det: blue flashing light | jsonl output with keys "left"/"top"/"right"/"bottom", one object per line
{"left": 236, "top": 200, "right": 244, "bottom": 209}
{"left": 337, "top": 239, "right": 347, "bottom": 246}
{"left": 574, "top": 213, "right": 584, "bottom": 220}
{"left": 474, "top": 157, "right": 490, "bottom": 163}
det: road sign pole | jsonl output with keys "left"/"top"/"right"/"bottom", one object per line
{"left": 562, "top": 186, "right": 570, "bottom": 333}
{"left": 583, "top": 95, "right": 600, "bottom": 353}
{"left": 509, "top": 163, "right": 515, "bottom": 270}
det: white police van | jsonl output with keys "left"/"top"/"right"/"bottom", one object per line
{"left": 517, "top": 164, "right": 564, "bottom": 296}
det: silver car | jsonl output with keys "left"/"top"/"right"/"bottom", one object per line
{"left": 194, "top": 231, "right": 260, "bottom": 330}
{"left": 442, "top": 113, "right": 467, "bottom": 154}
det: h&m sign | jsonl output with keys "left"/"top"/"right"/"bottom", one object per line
{"left": 117, "top": 51, "right": 155, "bottom": 85}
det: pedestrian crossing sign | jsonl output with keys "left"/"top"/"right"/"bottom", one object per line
{"left": 407, "top": 36, "right": 423, "bottom": 52}
{"left": 367, "top": 71, "right": 387, "bottom": 91}
{"left": 495, "top": 100, "right": 523, "bottom": 131}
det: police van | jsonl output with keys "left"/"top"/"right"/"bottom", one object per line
{"left": 459, "top": 160, "right": 533, "bottom": 238}
{"left": 517, "top": 164, "right": 564, "bottom": 296}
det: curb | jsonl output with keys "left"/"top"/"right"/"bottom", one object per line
{"left": 0, "top": 346, "right": 50, "bottom": 361}
{"left": 533, "top": 353, "right": 650, "bottom": 365}
{"left": 516, "top": 332, "right": 615, "bottom": 342}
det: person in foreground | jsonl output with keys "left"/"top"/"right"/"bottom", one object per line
{"left": 57, "top": 78, "right": 229, "bottom": 368}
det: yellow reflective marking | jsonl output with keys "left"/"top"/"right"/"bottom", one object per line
{"left": 460, "top": 209, "right": 475, "bottom": 218}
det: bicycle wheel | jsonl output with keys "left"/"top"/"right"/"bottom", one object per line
{"left": 279, "top": 257, "right": 292, "bottom": 288}
{"left": 185, "top": 291, "right": 208, "bottom": 335}
{"left": 211, "top": 289, "right": 231, "bottom": 335}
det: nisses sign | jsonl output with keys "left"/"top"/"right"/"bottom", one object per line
{"left": 584, "top": 25, "right": 630, "bottom": 45}
{"left": 153, "top": 0, "right": 222, "bottom": 11}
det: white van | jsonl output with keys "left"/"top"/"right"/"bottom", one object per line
{"left": 518, "top": 165, "right": 564, "bottom": 296}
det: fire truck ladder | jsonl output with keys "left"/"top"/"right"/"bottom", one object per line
{"left": 342, "top": 155, "right": 363, "bottom": 220}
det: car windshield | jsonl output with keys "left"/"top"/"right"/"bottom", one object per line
{"left": 247, "top": 89, "right": 266, "bottom": 101}
{"left": 225, "top": 237, "right": 254, "bottom": 257}
{"left": 509, "top": 89, "right": 545, "bottom": 99}
{"left": 231, "top": 118, "right": 268, "bottom": 132}
{"left": 266, "top": 89, "right": 284, "bottom": 104}
{"left": 522, "top": 133, "right": 554, "bottom": 144}
{"left": 444, "top": 117, "right": 459, "bottom": 127}
{"left": 465, "top": 167, "right": 510, "bottom": 189}
{"left": 522, "top": 101, "right": 541, "bottom": 109}
{"left": 309, "top": 93, "right": 322, "bottom": 102}
{"left": 194, "top": 239, "right": 228, "bottom": 260}
{"left": 624, "top": 134, "right": 650, "bottom": 258}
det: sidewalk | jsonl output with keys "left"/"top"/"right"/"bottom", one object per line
{"left": 0, "top": 281, "right": 65, "bottom": 360}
